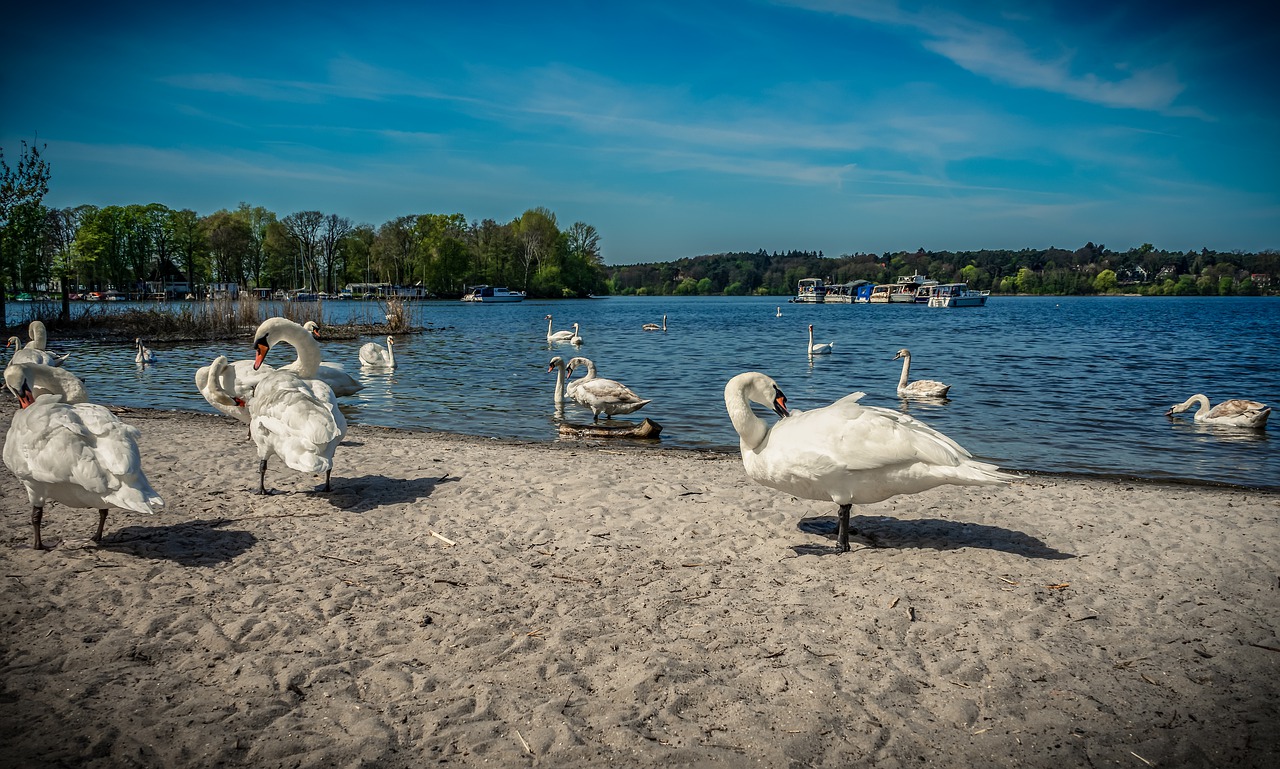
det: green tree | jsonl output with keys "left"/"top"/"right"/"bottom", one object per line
{"left": 1093, "top": 269, "right": 1118, "bottom": 293}
{"left": 0, "top": 139, "right": 51, "bottom": 318}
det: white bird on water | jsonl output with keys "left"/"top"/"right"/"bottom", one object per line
{"left": 250, "top": 318, "right": 348, "bottom": 493}
{"left": 724, "top": 372, "right": 1016, "bottom": 552}
{"left": 893, "top": 348, "right": 951, "bottom": 399}
{"left": 1166, "top": 394, "right": 1270, "bottom": 429}
{"left": 808, "top": 324, "right": 833, "bottom": 356}
{"left": 6, "top": 336, "right": 67, "bottom": 367}
{"left": 2, "top": 363, "right": 163, "bottom": 549}
{"left": 642, "top": 315, "right": 667, "bottom": 332}
{"left": 359, "top": 336, "right": 396, "bottom": 369}
{"left": 546, "top": 315, "right": 575, "bottom": 343}
{"left": 135, "top": 338, "right": 155, "bottom": 364}
{"left": 569, "top": 322, "right": 584, "bottom": 346}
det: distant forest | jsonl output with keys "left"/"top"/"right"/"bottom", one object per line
{"left": 606, "top": 244, "right": 1279, "bottom": 297}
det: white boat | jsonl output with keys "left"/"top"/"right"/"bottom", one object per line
{"left": 793, "top": 278, "right": 826, "bottom": 303}
{"left": 461, "top": 285, "right": 524, "bottom": 303}
{"left": 869, "top": 272, "right": 936, "bottom": 304}
{"left": 927, "top": 283, "right": 989, "bottom": 308}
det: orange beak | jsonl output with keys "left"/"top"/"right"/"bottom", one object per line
{"left": 253, "top": 339, "right": 270, "bottom": 370}
{"left": 233, "top": 396, "right": 246, "bottom": 407}
{"left": 18, "top": 381, "right": 35, "bottom": 409}
{"left": 772, "top": 388, "right": 789, "bottom": 418}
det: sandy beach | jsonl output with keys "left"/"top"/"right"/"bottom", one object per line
{"left": 1, "top": 407, "right": 1277, "bottom": 768}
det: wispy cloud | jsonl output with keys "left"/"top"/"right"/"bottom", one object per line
{"left": 779, "top": 0, "right": 1191, "bottom": 114}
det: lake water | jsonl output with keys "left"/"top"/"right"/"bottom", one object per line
{"left": 6, "top": 295, "right": 1278, "bottom": 490}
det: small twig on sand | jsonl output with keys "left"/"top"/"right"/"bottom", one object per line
{"left": 1130, "top": 750, "right": 1153, "bottom": 766}
{"left": 319, "top": 554, "right": 360, "bottom": 565}
{"left": 515, "top": 729, "right": 532, "bottom": 754}
{"left": 429, "top": 530, "right": 457, "bottom": 547}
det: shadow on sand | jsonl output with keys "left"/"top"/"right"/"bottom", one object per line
{"left": 793, "top": 513, "right": 1074, "bottom": 559}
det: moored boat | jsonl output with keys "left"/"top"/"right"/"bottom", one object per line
{"left": 461, "top": 285, "right": 524, "bottom": 303}
{"left": 927, "top": 283, "right": 989, "bottom": 308}
{"left": 792, "top": 278, "right": 826, "bottom": 303}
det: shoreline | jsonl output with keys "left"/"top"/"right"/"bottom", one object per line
{"left": 130, "top": 405, "right": 1280, "bottom": 495}
{"left": 2, "top": 407, "right": 1278, "bottom": 767}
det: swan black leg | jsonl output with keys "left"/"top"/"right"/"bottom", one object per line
{"left": 322, "top": 468, "right": 332, "bottom": 492}
{"left": 93, "top": 509, "right": 108, "bottom": 542}
{"left": 837, "top": 504, "right": 851, "bottom": 553}
{"left": 258, "top": 459, "right": 269, "bottom": 495}
{"left": 31, "top": 506, "right": 45, "bottom": 550}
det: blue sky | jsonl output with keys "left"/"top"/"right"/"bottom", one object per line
{"left": 4, "top": 0, "right": 1277, "bottom": 264}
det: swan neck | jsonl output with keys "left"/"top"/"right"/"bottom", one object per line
{"left": 898, "top": 355, "right": 910, "bottom": 388}
{"left": 275, "top": 322, "right": 321, "bottom": 376}
{"left": 726, "top": 387, "right": 768, "bottom": 451}
{"left": 553, "top": 363, "right": 566, "bottom": 404}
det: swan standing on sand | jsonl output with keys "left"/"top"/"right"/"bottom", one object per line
{"left": 893, "top": 348, "right": 951, "bottom": 398}
{"left": 1166, "top": 394, "right": 1270, "bottom": 428}
{"left": 808, "top": 324, "right": 833, "bottom": 356}
{"left": 642, "top": 315, "right": 667, "bottom": 332}
{"left": 565, "top": 356, "right": 651, "bottom": 420}
{"left": 4, "top": 361, "right": 88, "bottom": 404}
{"left": 250, "top": 318, "right": 348, "bottom": 493}
{"left": 359, "top": 336, "right": 396, "bottom": 369}
{"left": 724, "top": 372, "right": 1016, "bottom": 552}
{"left": 6, "top": 336, "right": 68, "bottom": 368}
{"left": 195, "top": 355, "right": 248, "bottom": 423}
{"left": 296, "top": 321, "right": 363, "bottom": 396}
{"left": 546, "top": 315, "right": 575, "bottom": 343}
{"left": 135, "top": 338, "right": 155, "bottom": 364}
{"left": 3, "top": 365, "right": 163, "bottom": 549}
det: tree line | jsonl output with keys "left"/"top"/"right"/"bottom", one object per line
{"left": 605, "top": 243, "right": 1278, "bottom": 297}
{"left": 0, "top": 141, "right": 608, "bottom": 323}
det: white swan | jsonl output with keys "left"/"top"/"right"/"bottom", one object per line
{"left": 359, "top": 336, "right": 396, "bottom": 369}
{"left": 894, "top": 348, "right": 951, "bottom": 398}
{"left": 565, "top": 356, "right": 651, "bottom": 420}
{"left": 2, "top": 366, "right": 163, "bottom": 549}
{"left": 724, "top": 372, "right": 1017, "bottom": 552}
{"left": 1166, "top": 394, "right": 1270, "bottom": 429}
{"left": 7, "top": 336, "right": 67, "bottom": 368}
{"left": 250, "top": 317, "right": 348, "bottom": 493}
{"left": 135, "top": 338, "right": 155, "bottom": 364}
{"left": 642, "top": 315, "right": 667, "bottom": 332}
{"left": 195, "top": 355, "right": 249, "bottom": 423}
{"left": 4, "top": 361, "right": 88, "bottom": 404}
{"left": 569, "top": 322, "right": 584, "bottom": 346}
{"left": 808, "top": 324, "right": 833, "bottom": 356}
{"left": 776, "top": 307, "right": 782, "bottom": 318}
{"left": 546, "top": 315, "right": 575, "bottom": 343}
{"left": 296, "top": 321, "right": 363, "bottom": 396}
{"left": 548, "top": 355, "right": 571, "bottom": 406}
{"left": 21, "top": 321, "right": 69, "bottom": 366}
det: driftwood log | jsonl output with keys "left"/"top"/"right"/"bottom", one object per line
{"left": 558, "top": 418, "right": 663, "bottom": 439}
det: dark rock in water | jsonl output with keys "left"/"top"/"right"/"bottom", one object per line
{"left": 558, "top": 418, "right": 662, "bottom": 439}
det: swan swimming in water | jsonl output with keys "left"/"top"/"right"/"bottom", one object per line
{"left": 808, "top": 324, "right": 833, "bottom": 356}
{"left": 569, "top": 322, "right": 584, "bottom": 346}
{"left": 724, "top": 372, "right": 1016, "bottom": 552}
{"left": 546, "top": 315, "right": 575, "bottom": 343}
{"left": 564, "top": 356, "right": 651, "bottom": 420}
{"left": 18, "top": 321, "right": 69, "bottom": 366}
{"left": 642, "top": 315, "right": 667, "bottom": 332}
{"left": 135, "top": 338, "right": 155, "bottom": 364}
{"left": 359, "top": 336, "right": 396, "bottom": 369}
{"left": 3, "top": 364, "right": 163, "bottom": 549}
{"left": 1166, "top": 394, "right": 1270, "bottom": 429}
{"left": 893, "top": 348, "right": 951, "bottom": 399}
{"left": 250, "top": 317, "right": 348, "bottom": 493}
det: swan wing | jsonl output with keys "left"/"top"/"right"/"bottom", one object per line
{"left": 1207, "top": 399, "right": 1268, "bottom": 417}
{"left": 250, "top": 372, "right": 346, "bottom": 473}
